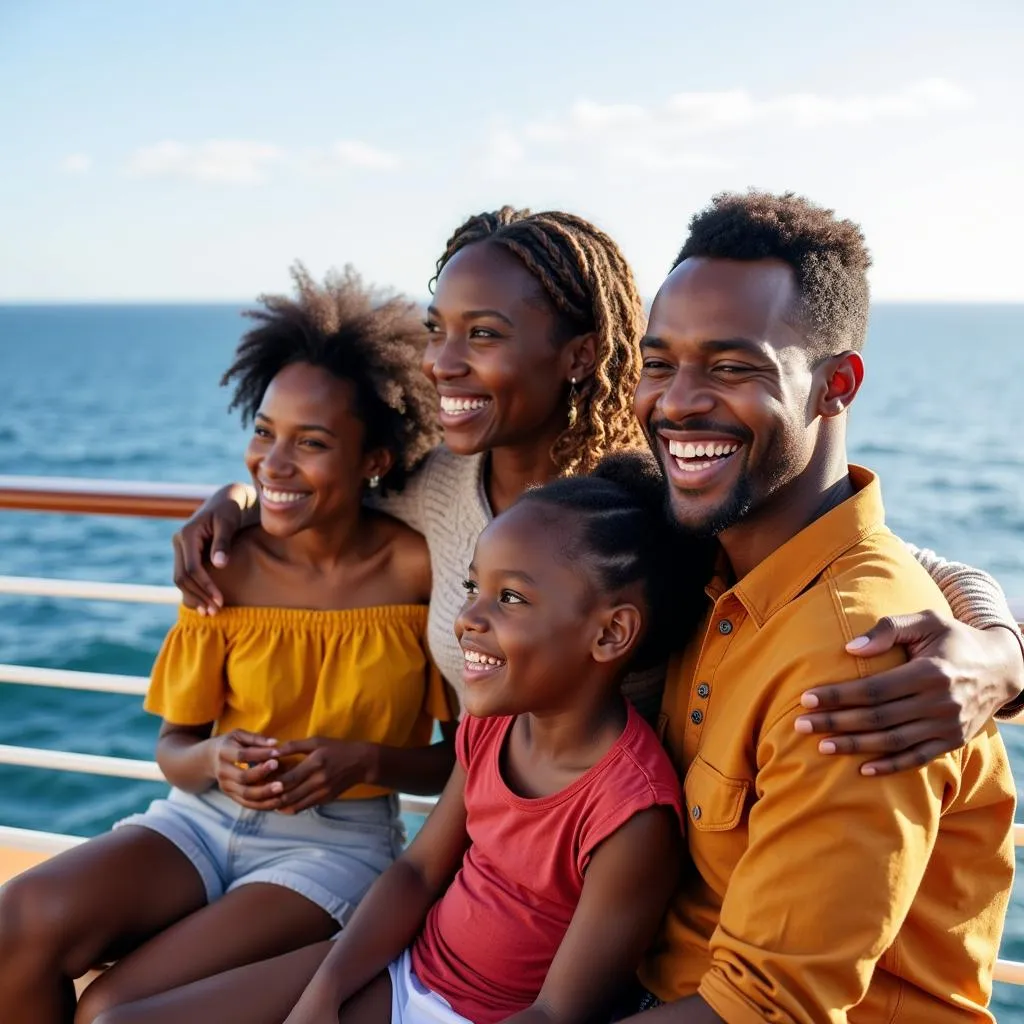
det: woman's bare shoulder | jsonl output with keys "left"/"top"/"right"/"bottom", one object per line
{"left": 206, "top": 528, "right": 272, "bottom": 606}
{"left": 369, "top": 511, "right": 431, "bottom": 604}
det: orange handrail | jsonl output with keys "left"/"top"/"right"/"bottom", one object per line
{"left": 0, "top": 475, "right": 214, "bottom": 519}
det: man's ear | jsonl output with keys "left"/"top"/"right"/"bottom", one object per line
{"left": 816, "top": 351, "right": 864, "bottom": 418}
{"left": 591, "top": 603, "right": 644, "bottom": 664}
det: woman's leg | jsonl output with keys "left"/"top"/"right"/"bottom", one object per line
{"left": 0, "top": 826, "right": 207, "bottom": 1024}
{"left": 76, "top": 882, "right": 338, "bottom": 1023}
{"left": 87, "top": 941, "right": 334, "bottom": 1024}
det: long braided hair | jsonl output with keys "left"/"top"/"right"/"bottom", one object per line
{"left": 430, "top": 207, "right": 646, "bottom": 478}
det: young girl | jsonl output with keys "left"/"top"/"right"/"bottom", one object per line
{"left": 87, "top": 451, "right": 702, "bottom": 1024}
{"left": 0, "top": 266, "right": 454, "bottom": 1024}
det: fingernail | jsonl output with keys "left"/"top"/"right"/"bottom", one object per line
{"left": 800, "top": 693, "right": 819, "bottom": 709}
{"left": 207, "top": 605, "right": 217, "bottom": 616}
{"left": 266, "top": 760, "right": 277, "bottom": 771}
{"left": 861, "top": 766, "right": 876, "bottom": 776}
{"left": 846, "top": 635, "right": 870, "bottom": 651}
{"left": 819, "top": 740, "right": 836, "bottom": 754}
{"left": 212, "top": 552, "right": 227, "bottom": 568}
{"left": 794, "top": 717, "right": 813, "bottom": 733}
{"left": 197, "top": 606, "right": 206, "bottom": 617}
{"left": 272, "top": 782, "right": 283, "bottom": 793}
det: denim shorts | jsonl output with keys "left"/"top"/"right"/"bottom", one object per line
{"left": 115, "top": 786, "right": 404, "bottom": 927}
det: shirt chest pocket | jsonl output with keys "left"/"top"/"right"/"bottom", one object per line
{"left": 683, "top": 755, "right": 750, "bottom": 894}
{"left": 684, "top": 755, "right": 749, "bottom": 832}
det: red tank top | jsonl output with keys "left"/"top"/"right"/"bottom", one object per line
{"left": 411, "top": 704, "right": 683, "bottom": 1023}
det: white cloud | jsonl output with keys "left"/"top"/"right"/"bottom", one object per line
{"left": 483, "top": 78, "right": 973, "bottom": 180}
{"left": 61, "top": 153, "right": 92, "bottom": 174}
{"left": 125, "top": 139, "right": 402, "bottom": 184}
{"left": 328, "top": 140, "right": 400, "bottom": 170}
{"left": 126, "top": 140, "right": 283, "bottom": 184}
{"left": 477, "top": 127, "right": 579, "bottom": 183}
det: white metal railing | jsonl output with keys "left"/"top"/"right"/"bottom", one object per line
{"left": 0, "top": 662, "right": 149, "bottom": 695}
{"left": 0, "top": 477, "right": 1021, "bottom": 986}
{"left": 0, "top": 744, "right": 163, "bottom": 781}
{"left": 0, "top": 575, "right": 179, "bottom": 605}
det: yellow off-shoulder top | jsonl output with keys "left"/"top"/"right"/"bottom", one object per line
{"left": 145, "top": 605, "right": 454, "bottom": 800}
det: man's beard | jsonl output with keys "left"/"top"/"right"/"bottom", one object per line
{"left": 665, "top": 470, "right": 756, "bottom": 539}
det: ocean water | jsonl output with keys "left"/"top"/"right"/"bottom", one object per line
{"left": 0, "top": 303, "right": 1022, "bottom": 1016}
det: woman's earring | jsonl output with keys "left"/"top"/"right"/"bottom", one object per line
{"left": 368, "top": 475, "right": 381, "bottom": 489}
{"left": 567, "top": 377, "right": 579, "bottom": 429}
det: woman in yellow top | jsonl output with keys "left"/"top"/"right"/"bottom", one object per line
{"left": 0, "top": 266, "right": 455, "bottom": 1024}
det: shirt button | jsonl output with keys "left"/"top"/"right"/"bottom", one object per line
{"left": 697, "top": 683, "right": 710, "bottom": 699}
{"left": 718, "top": 619, "right": 733, "bottom": 635}
{"left": 692, "top": 805, "right": 702, "bottom": 821}
{"left": 690, "top": 709, "right": 704, "bottom": 725}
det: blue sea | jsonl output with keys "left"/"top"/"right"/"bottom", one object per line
{"left": 1, "top": 304, "right": 1022, "bottom": 1016}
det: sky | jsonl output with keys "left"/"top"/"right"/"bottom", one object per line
{"left": 1, "top": 0, "right": 1022, "bottom": 302}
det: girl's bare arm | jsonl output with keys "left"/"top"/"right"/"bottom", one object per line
{"left": 285, "top": 760, "right": 471, "bottom": 1017}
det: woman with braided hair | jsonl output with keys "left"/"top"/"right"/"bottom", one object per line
{"left": 174, "top": 206, "right": 658, "bottom": 709}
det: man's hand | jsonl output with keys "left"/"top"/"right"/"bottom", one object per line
{"left": 796, "top": 611, "right": 1024, "bottom": 775}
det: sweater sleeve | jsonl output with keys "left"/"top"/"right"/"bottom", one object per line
{"left": 904, "top": 542, "right": 1024, "bottom": 718}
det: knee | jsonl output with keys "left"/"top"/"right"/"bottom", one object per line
{"left": 0, "top": 871, "right": 71, "bottom": 961}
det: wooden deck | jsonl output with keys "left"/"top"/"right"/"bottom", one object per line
{"left": 0, "top": 844, "right": 50, "bottom": 886}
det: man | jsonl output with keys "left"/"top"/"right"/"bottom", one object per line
{"left": 627, "top": 192, "right": 1016, "bottom": 1022}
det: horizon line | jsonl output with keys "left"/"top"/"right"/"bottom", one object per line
{"left": 3, "top": 297, "right": 1024, "bottom": 308}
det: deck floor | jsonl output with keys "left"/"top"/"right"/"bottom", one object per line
{"left": 0, "top": 845, "right": 50, "bottom": 886}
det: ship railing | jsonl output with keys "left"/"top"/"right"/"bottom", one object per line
{"left": 0, "top": 475, "right": 1021, "bottom": 986}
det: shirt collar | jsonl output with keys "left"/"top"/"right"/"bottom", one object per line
{"left": 706, "top": 466, "right": 886, "bottom": 627}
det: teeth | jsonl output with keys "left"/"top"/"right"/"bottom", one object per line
{"left": 262, "top": 487, "right": 309, "bottom": 504}
{"left": 463, "top": 649, "right": 505, "bottom": 668}
{"left": 440, "top": 397, "right": 490, "bottom": 414}
{"left": 667, "top": 441, "right": 740, "bottom": 460}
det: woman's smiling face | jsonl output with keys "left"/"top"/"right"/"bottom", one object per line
{"left": 244, "top": 362, "right": 383, "bottom": 537}
{"left": 422, "top": 241, "right": 578, "bottom": 458}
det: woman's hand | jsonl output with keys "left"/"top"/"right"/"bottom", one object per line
{"left": 210, "top": 728, "right": 285, "bottom": 809}
{"left": 172, "top": 483, "right": 254, "bottom": 614}
{"left": 796, "top": 611, "right": 1024, "bottom": 775}
{"left": 272, "top": 737, "right": 377, "bottom": 813}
